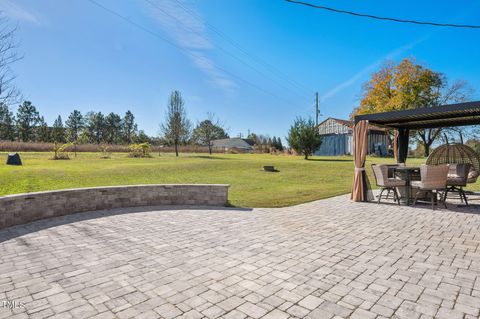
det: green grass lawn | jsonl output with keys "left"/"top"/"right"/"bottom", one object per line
{"left": 1, "top": 152, "right": 479, "bottom": 207}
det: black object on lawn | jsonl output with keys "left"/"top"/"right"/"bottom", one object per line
{"left": 6, "top": 153, "right": 22, "bottom": 166}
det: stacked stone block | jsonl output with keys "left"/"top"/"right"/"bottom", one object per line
{"left": 0, "top": 184, "right": 229, "bottom": 229}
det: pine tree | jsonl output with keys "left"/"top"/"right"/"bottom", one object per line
{"left": 122, "top": 110, "right": 137, "bottom": 144}
{"left": 271, "top": 136, "right": 284, "bottom": 151}
{"left": 277, "top": 137, "right": 284, "bottom": 151}
{"left": 134, "top": 130, "right": 152, "bottom": 144}
{"left": 287, "top": 117, "right": 322, "bottom": 160}
{"left": 104, "top": 112, "right": 122, "bottom": 144}
{"left": 36, "top": 116, "right": 50, "bottom": 142}
{"left": 52, "top": 115, "right": 66, "bottom": 143}
{"left": 16, "top": 101, "right": 40, "bottom": 142}
{"left": 85, "top": 111, "right": 105, "bottom": 144}
{"left": 0, "top": 103, "right": 15, "bottom": 140}
{"left": 65, "top": 110, "right": 84, "bottom": 143}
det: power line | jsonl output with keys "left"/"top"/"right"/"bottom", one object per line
{"left": 144, "top": 0, "right": 311, "bottom": 103}
{"left": 86, "top": 0, "right": 297, "bottom": 106}
{"left": 285, "top": 0, "right": 480, "bottom": 29}
{"left": 171, "top": 0, "right": 315, "bottom": 96}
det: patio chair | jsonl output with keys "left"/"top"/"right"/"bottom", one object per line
{"left": 444, "top": 163, "right": 471, "bottom": 205}
{"left": 411, "top": 164, "right": 449, "bottom": 210}
{"left": 426, "top": 143, "right": 480, "bottom": 185}
{"left": 371, "top": 164, "right": 406, "bottom": 205}
{"left": 467, "top": 169, "right": 479, "bottom": 184}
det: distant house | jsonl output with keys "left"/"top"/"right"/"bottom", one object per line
{"left": 315, "top": 118, "right": 389, "bottom": 156}
{"left": 211, "top": 138, "right": 255, "bottom": 152}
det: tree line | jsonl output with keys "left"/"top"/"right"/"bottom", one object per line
{"left": 0, "top": 101, "right": 146, "bottom": 145}
{"left": 0, "top": 90, "right": 234, "bottom": 154}
{"left": 247, "top": 133, "right": 284, "bottom": 152}
{"left": 0, "top": 92, "right": 288, "bottom": 157}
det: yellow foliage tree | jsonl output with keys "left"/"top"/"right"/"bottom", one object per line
{"left": 353, "top": 58, "right": 472, "bottom": 156}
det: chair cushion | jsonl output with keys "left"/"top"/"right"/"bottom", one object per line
{"left": 411, "top": 180, "right": 446, "bottom": 190}
{"left": 410, "top": 180, "right": 423, "bottom": 188}
{"left": 468, "top": 170, "right": 479, "bottom": 183}
{"left": 447, "top": 176, "right": 467, "bottom": 186}
{"left": 411, "top": 180, "right": 443, "bottom": 190}
{"left": 385, "top": 178, "right": 406, "bottom": 187}
{"left": 448, "top": 164, "right": 458, "bottom": 176}
{"left": 468, "top": 177, "right": 478, "bottom": 183}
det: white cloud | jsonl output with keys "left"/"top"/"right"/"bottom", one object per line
{"left": 0, "top": 0, "right": 39, "bottom": 24}
{"left": 188, "top": 53, "right": 236, "bottom": 91}
{"left": 321, "top": 36, "right": 428, "bottom": 103}
{"left": 145, "top": 0, "right": 236, "bottom": 93}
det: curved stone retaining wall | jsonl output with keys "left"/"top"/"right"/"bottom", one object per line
{"left": 0, "top": 184, "right": 229, "bottom": 229}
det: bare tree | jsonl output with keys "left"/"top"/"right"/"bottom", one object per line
{"left": 416, "top": 79, "right": 474, "bottom": 156}
{"left": 161, "top": 91, "right": 191, "bottom": 157}
{"left": 433, "top": 80, "right": 477, "bottom": 146}
{"left": 0, "top": 15, "right": 21, "bottom": 106}
{"left": 440, "top": 125, "right": 479, "bottom": 145}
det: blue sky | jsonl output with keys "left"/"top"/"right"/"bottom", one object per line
{"left": 1, "top": 0, "right": 479, "bottom": 141}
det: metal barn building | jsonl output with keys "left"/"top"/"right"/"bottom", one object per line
{"left": 315, "top": 118, "right": 389, "bottom": 156}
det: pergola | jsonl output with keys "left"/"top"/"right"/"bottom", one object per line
{"left": 351, "top": 101, "right": 480, "bottom": 202}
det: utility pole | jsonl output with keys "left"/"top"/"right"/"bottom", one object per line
{"left": 315, "top": 92, "right": 319, "bottom": 126}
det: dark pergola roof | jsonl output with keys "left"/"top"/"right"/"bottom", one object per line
{"left": 354, "top": 101, "right": 480, "bottom": 129}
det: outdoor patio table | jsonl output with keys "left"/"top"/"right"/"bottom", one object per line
{"left": 393, "top": 166, "right": 420, "bottom": 205}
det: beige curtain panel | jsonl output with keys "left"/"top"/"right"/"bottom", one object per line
{"left": 351, "top": 120, "right": 372, "bottom": 202}
{"left": 393, "top": 130, "right": 399, "bottom": 163}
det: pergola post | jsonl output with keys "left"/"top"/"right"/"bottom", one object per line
{"left": 351, "top": 120, "right": 372, "bottom": 202}
{"left": 393, "top": 130, "right": 398, "bottom": 162}
{"left": 397, "top": 128, "right": 409, "bottom": 164}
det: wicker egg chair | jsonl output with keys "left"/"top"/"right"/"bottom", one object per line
{"left": 426, "top": 143, "right": 480, "bottom": 183}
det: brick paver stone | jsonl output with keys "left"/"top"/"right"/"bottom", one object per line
{"left": 0, "top": 193, "right": 479, "bottom": 318}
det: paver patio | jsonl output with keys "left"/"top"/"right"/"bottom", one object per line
{"left": 1, "top": 194, "right": 480, "bottom": 319}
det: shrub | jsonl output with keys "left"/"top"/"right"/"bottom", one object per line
{"left": 128, "top": 143, "right": 151, "bottom": 158}
{"left": 99, "top": 145, "right": 110, "bottom": 159}
{"left": 51, "top": 142, "right": 73, "bottom": 160}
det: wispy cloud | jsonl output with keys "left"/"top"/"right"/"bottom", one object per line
{"left": 321, "top": 36, "right": 428, "bottom": 103}
{"left": 145, "top": 0, "right": 236, "bottom": 93}
{"left": 0, "top": 0, "right": 39, "bottom": 24}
